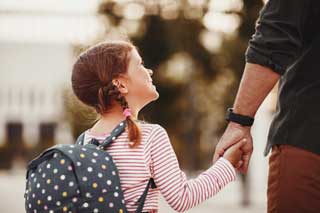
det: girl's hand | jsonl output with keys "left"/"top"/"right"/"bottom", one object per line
{"left": 213, "top": 122, "right": 253, "bottom": 173}
{"left": 223, "top": 139, "right": 247, "bottom": 168}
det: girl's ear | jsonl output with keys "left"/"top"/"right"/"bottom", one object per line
{"left": 112, "top": 78, "right": 128, "bottom": 94}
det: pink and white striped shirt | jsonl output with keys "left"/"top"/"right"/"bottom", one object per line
{"left": 84, "top": 122, "right": 236, "bottom": 212}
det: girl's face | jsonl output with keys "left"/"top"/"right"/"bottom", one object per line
{"left": 117, "top": 48, "right": 159, "bottom": 109}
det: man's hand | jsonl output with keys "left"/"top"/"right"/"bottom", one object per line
{"left": 223, "top": 139, "right": 247, "bottom": 169}
{"left": 213, "top": 122, "right": 253, "bottom": 173}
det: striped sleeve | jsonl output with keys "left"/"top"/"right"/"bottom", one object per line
{"left": 149, "top": 125, "right": 236, "bottom": 212}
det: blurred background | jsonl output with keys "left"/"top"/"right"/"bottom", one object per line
{"left": 0, "top": 0, "right": 276, "bottom": 212}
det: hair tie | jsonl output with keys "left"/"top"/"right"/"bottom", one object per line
{"left": 123, "top": 108, "right": 132, "bottom": 118}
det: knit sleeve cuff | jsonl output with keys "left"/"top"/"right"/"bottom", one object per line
{"left": 219, "top": 157, "right": 236, "bottom": 180}
{"left": 207, "top": 157, "right": 237, "bottom": 187}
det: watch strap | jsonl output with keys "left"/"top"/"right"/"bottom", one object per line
{"left": 225, "top": 108, "right": 254, "bottom": 126}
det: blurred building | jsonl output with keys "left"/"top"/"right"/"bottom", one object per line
{"left": 0, "top": 0, "right": 104, "bottom": 168}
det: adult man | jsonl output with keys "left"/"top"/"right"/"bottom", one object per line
{"left": 213, "top": 0, "right": 320, "bottom": 212}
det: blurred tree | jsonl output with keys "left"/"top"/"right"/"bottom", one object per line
{"left": 65, "top": 0, "right": 263, "bottom": 171}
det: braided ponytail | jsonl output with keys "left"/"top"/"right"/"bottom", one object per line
{"left": 124, "top": 110, "right": 142, "bottom": 148}
{"left": 115, "top": 89, "right": 142, "bottom": 148}
{"left": 97, "top": 83, "right": 114, "bottom": 114}
{"left": 99, "top": 83, "right": 141, "bottom": 148}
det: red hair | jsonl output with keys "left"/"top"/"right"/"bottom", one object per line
{"left": 71, "top": 40, "right": 141, "bottom": 147}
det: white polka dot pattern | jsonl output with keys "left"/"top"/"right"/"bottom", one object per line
{"left": 25, "top": 144, "right": 128, "bottom": 212}
{"left": 24, "top": 121, "right": 155, "bottom": 213}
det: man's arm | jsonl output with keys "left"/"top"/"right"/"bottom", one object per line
{"left": 213, "top": 63, "right": 279, "bottom": 173}
{"left": 213, "top": 0, "right": 311, "bottom": 173}
{"left": 233, "top": 63, "right": 280, "bottom": 117}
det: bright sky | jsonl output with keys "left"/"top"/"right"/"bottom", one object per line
{"left": 0, "top": 0, "right": 104, "bottom": 43}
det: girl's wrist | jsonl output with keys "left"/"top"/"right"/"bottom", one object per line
{"left": 219, "top": 157, "right": 237, "bottom": 179}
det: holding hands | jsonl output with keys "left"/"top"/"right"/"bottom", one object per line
{"left": 213, "top": 122, "right": 253, "bottom": 173}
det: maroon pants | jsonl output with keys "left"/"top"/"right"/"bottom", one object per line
{"left": 267, "top": 145, "right": 320, "bottom": 213}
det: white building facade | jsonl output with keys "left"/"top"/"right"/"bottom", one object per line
{"left": 0, "top": 0, "right": 104, "bottom": 167}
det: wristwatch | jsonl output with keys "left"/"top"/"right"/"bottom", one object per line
{"left": 225, "top": 108, "right": 254, "bottom": 126}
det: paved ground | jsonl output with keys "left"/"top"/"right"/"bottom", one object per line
{"left": 0, "top": 169, "right": 266, "bottom": 213}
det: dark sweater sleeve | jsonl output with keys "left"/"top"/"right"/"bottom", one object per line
{"left": 245, "top": 0, "right": 313, "bottom": 75}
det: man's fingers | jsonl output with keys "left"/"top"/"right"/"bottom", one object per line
{"left": 236, "top": 160, "right": 244, "bottom": 169}
{"left": 213, "top": 148, "right": 225, "bottom": 163}
{"left": 213, "top": 123, "right": 251, "bottom": 165}
{"left": 212, "top": 153, "right": 219, "bottom": 163}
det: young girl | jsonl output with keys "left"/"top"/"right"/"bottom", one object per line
{"left": 71, "top": 40, "right": 245, "bottom": 212}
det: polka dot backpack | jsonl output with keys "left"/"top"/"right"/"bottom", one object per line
{"left": 24, "top": 120, "right": 156, "bottom": 213}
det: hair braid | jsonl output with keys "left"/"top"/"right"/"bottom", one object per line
{"left": 101, "top": 83, "right": 141, "bottom": 148}
{"left": 96, "top": 83, "right": 114, "bottom": 114}
{"left": 116, "top": 91, "right": 141, "bottom": 148}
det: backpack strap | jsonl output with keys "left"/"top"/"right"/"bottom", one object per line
{"left": 135, "top": 178, "right": 157, "bottom": 213}
{"left": 75, "top": 132, "right": 86, "bottom": 145}
{"left": 26, "top": 145, "right": 59, "bottom": 178}
{"left": 99, "top": 120, "right": 126, "bottom": 149}
{"left": 75, "top": 120, "right": 126, "bottom": 148}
